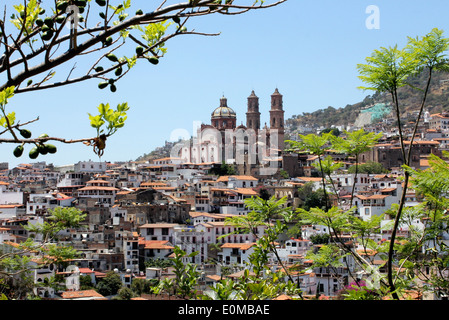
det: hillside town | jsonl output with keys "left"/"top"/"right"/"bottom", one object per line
{"left": 1, "top": 89, "right": 449, "bottom": 300}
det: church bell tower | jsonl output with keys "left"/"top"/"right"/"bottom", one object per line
{"left": 269, "top": 88, "right": 285, "bottom": 151}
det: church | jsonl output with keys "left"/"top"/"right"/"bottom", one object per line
{"left": 178, "top": 89, "right": 288, "bottom": 177}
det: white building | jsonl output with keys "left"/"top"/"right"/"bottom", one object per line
{"left": 74, "top": 160, "right": 107, "bottom": 173}
{"left": 0, "top": 181, "right": 24, "bottom": 205}
{"left": 195, "top": 221, "right": 265, "bottom": 245}
{"left": 173, "top": 225, "right": 208, "bottom": 264}
{"left": 138, "top": 223, "right": 180, "bottom": 243}
{"left": 219, "top": 242, "right": 256, "bottom": 266}
{"left": 77, "top": 179, "right": 119, "bottom": 205}
{"left": 273, "top": 238, "right": 313, "bottom": 263}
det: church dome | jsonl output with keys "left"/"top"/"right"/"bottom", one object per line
{"left": 211, "top": 96, "right": 236, "bottom": 119}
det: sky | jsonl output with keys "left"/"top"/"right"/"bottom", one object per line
{"left": 2, "top": 0, "right": 449, "bottom": 168}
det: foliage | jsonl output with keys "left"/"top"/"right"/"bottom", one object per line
{"left": 153, "top": 246, "right": 200, "bottom": 299}
{"left": 0, "top": 0, "right": 285, "bottom": 157}
{"left": 338, "top": 281, "right": 381, "bottom": 300}
{"left": 144, "top": 257, "right": 173, "bottom": 269}
{"left": 309, "top": 233, "right": 330, "bottom": 245}
{"left": 96, "top": 271, "right": 122, "bottom": 296}
{"left": 347, "top": 161, "right": 388, "bottom": 174}
{"left": 130, "top": 278, "right": 158, "bottom": 296}
{"left": 215, "top": 196, "right": 303, "bottom": 300}
{"left": 0, "top": 207, "right": 86, "bottom": 299}
{"left": 209, "top": 162, "right": 237, "bottom": 176}
{"left": 357, "top": 27, "right": 449, "bottom": 299}
{"left": 113, "top": 286, "right": 136, "bottom": 300}
{"left": 79, "top": 274, "right": 94, "bottom": 290}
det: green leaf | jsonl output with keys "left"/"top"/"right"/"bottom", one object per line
{"left": 0, "top": 86, "right": 15, "bottom": 107}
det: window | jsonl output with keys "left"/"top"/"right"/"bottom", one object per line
{"left": 162, "top": 228, "right": 169, "bottom": 236}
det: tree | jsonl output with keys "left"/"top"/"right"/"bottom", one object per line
{"left": 153, "top": 246, "right": 200, "bottom": 299}
{"left": 79, "top": 274, "right": 94, "bottom": 290}
{"left": 209, "top": 162, "right": 237, "bottom": 176}
{"left": 347, "top": 161, "right": 388, "bottom": 175}
{"left": 222, "top": 196, "right": 303, "bottom": 300}
{"left": 330, "top": 129, "right": 382, "bottom": 206}
{"left": 357, "top": 28, "right": 449, "bottom": 299}
{"left": 0, "top": 0, "right": 286, "bottom": 159}
{"left": 96, "top": 270, "right": 122, "bottom": 296}
{"left": 312, "top": 155, "right": 343, "bottom": 205}
{"left": 0, "top": 206, "right": 86, "bottom": 299}
{"left": 286, "top": 133, "right": 333, "bottom": 210}
{"left": 113, "top": 286, "right": 136, "bottom": 300}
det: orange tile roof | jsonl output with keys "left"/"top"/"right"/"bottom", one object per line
{"left": 139, "top": 223, "right": 179, "bottom": 229}
{"left": 216, "top": 175, "right": 258, "bottom": 182}
{"left": 231, "top": 188, "right": 258, "bottom": 196}
{"left": 78, "top": 186, "right": 119, "bottom": 191}
{"left": 61, "top": 290, "right": 106, "bottom": 300}
{"left": 139, "top": 240, "right": 174, "bottom": 250}
{"left": 221, "top": 242, "right": 256, "bottom": 250}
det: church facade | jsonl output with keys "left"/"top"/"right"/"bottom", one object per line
{"left": 177, "top": 89, "right": 286, "bottom": 177}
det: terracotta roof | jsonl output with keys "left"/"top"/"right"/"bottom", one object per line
{"left": 227, "top": 188, "right": 258, "bottom": 196}
{"left": 139, "top": 240, "right": 174, "bottom": 250}
{"left": 78, "top": 268, "right": 95, "bottom": 274}
{"left": 216, "top": 175, "right": 258, "bottom": 182}
{"left": 0, "top": 204, "right": 24, "bottom": 208}
{"left": 227, "top": 269, "right": 255, "bottom": 279}
{"left": 61, "top": 290, "right": 106, "bottom": 300}
{"left": 140, "top": 182, "right": 169, "bottom": 187}
{"left": 403, "top": 140, "right": 439, "bottom": 145}
{"left": 221, "top": 242, "right": 256, "bottom": 250}
{"left": 355, "top": 194, "right": 389, "bottom": 200}
{"left": 139, "top": 223, "right": 179, "bottom": 229}
{"left": 206, "top": 274, "right": 222, "bottom": 282}
{"left": 78, "top": 186, "right": 119, "bottom": 191}
{"left": 273, "top": 294, "right": 293, "bottom": 300}
{"left": 296, "top": 177, "right": 322, "bottom": 182}
{"left": 86, "top": 179, "right": 110, "bottom": 184}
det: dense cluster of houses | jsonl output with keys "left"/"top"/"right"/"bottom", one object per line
{"left": 0, "top": 112, "right": 449, "bottom": 300}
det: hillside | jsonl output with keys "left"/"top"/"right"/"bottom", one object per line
{"left": 135, "top": 140, "right": 179, "bottom": 162}
{"left": 286, "top": 69, "right": 449, "bottom": 132}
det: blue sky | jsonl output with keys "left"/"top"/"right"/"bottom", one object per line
{"left": 2, "top": 0, "right": 449, "bottom": 168}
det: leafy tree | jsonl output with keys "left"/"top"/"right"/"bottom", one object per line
{"left": 153, "top": 246, "right": 200, "bottom": 299}
{"left": 222, "top": 196, "right": 303, "bottom": 300}
{"left": 0, "top": 0, "right": 285, "bottom": 158}
{"left": 309, "top": 233, "right": 330, "bottom": 245}
{"left": 321, "top": 127, "right": 340, "bottom": 137}
{"left": 357, "top": 28, "right": 449, "bottom": 299}
{"left": 347, "top": 161, "right": 388, "bottom": 174}
{"left": 209, "top": 162, "right": 237, "bottom": 176}
{"left": 0, "top": 207, "right": 86, "bottom": 299}
{"left": 79, "top": 274, "right": 94, "bottom": 290}
{"left": 330, "top": 129, "right": 382, "bottom": 206}
{"left": 286, "top": 133, "right": 333, "bottom": 210}
{"left": 113, "top": 286, "right": 136, "bottom": 300}
{"left": 130, "top": 278, "right": 158, "bottom": 296}
{"left": 258, "top": 187, "right": 271, "bottom": 201}
{"left": 312, "top": 155, "right": 343, "bottom": 204}
{"left": 96, "top": 270, "right": 122, "bottom": 296}
{"left": 144, "top": 257, "right": 173, "bottom": 269}
{"left": 279, "top": 169, "right": 289, "bottom": 179}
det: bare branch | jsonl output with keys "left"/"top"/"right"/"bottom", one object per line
{"left": 0, "top": 0, "right": 286, "bottom": 92}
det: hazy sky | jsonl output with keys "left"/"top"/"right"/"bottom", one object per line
{"left": 2, "top": 0, "right": 449, "bottom": 168}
